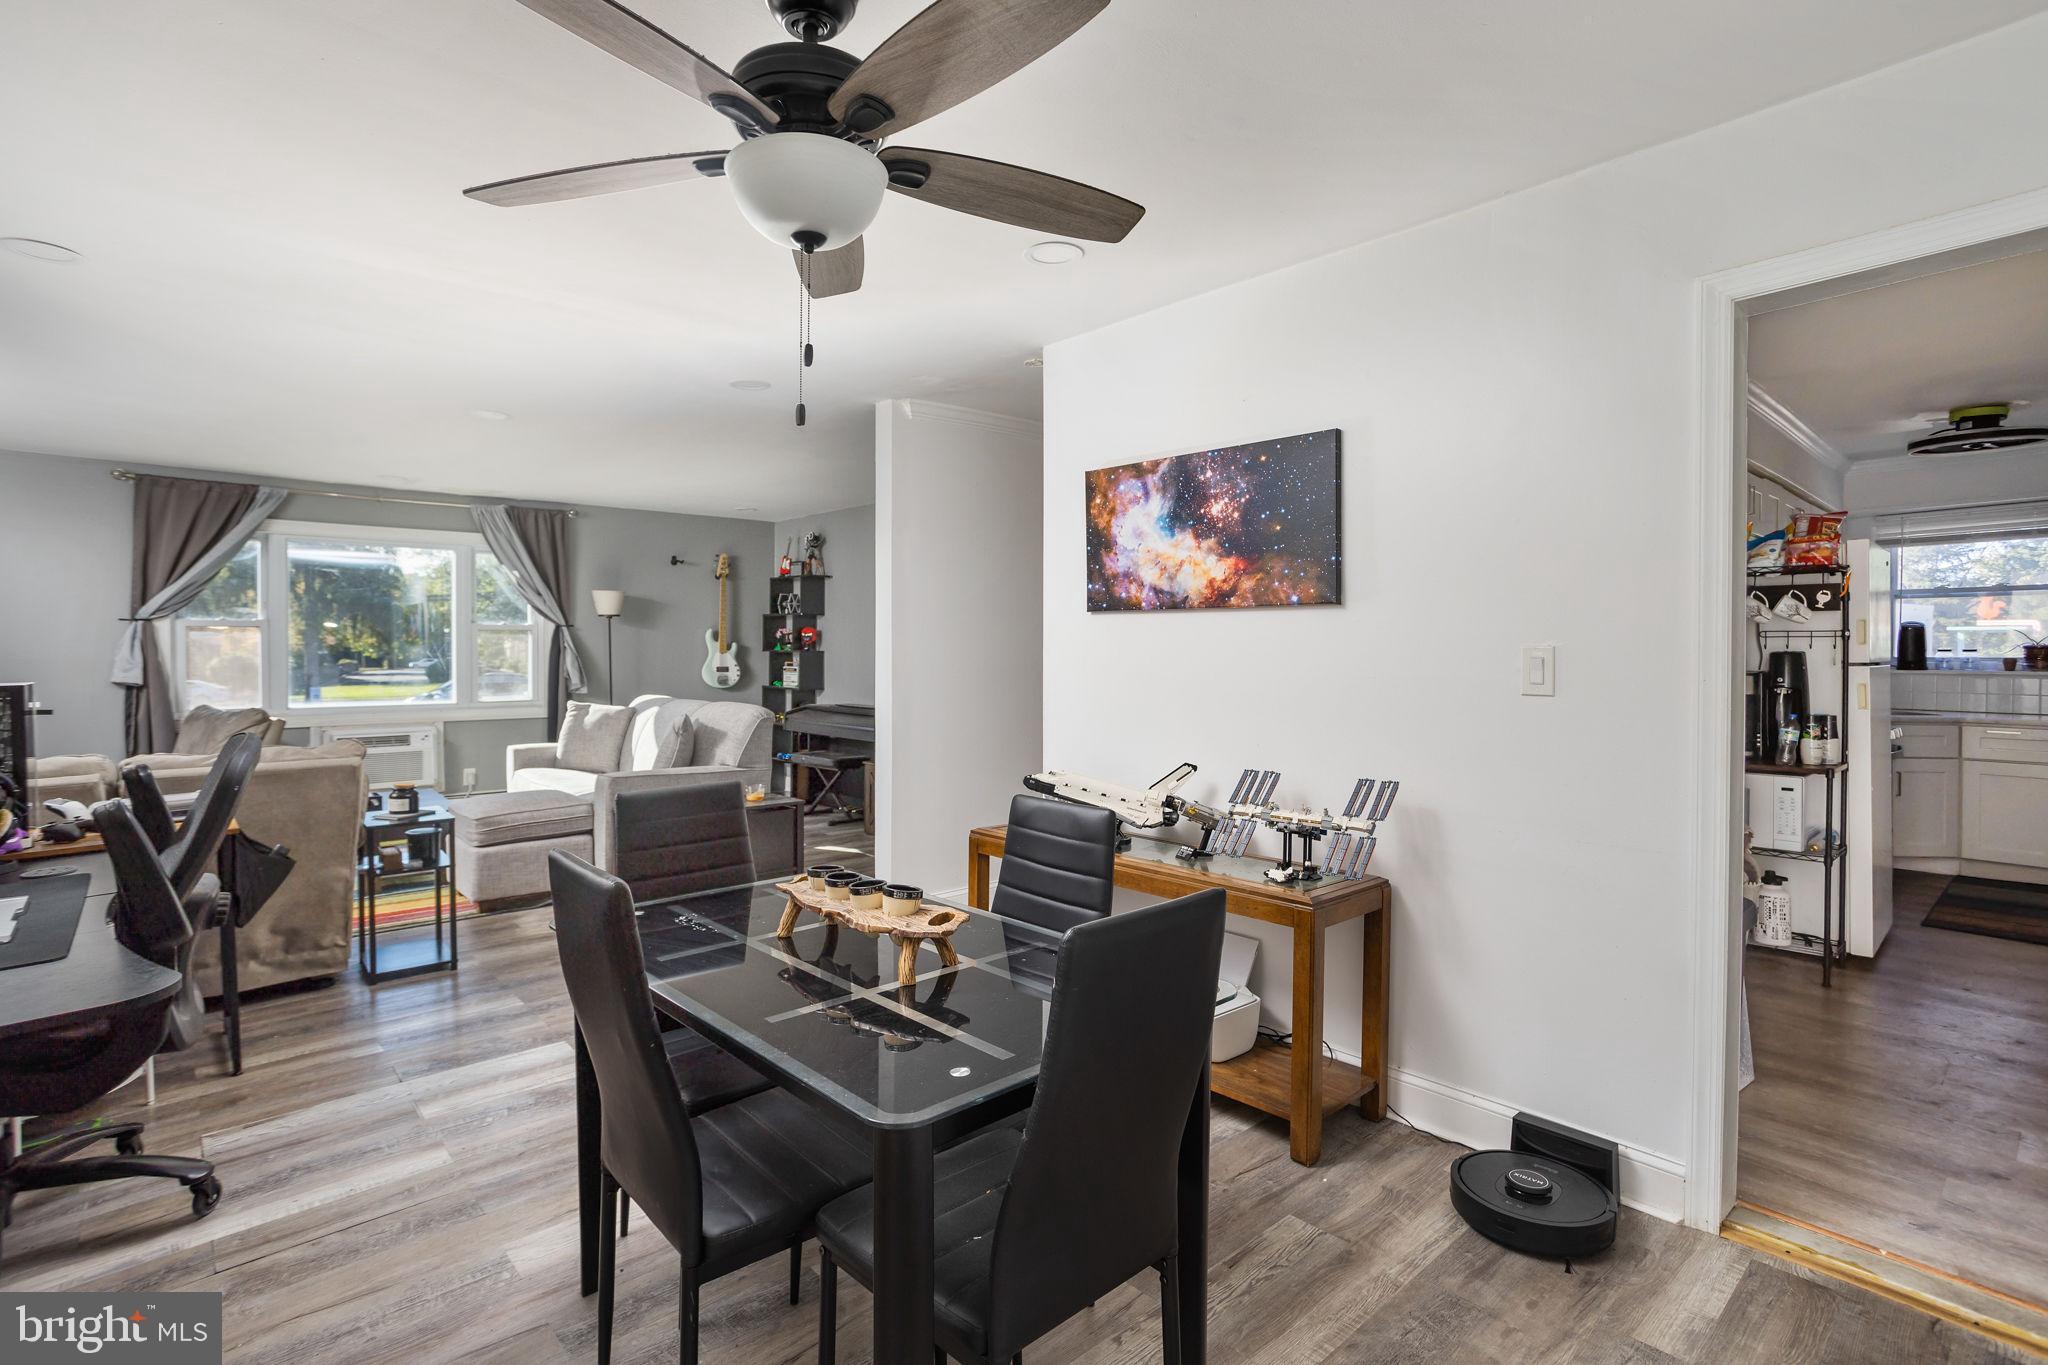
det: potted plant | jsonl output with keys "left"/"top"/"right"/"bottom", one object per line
{"left": 2017, "top": 631, "right": 2048, "bottom": 672}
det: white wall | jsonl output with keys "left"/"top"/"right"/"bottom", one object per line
{"left": 876, "top": 402, "right": 1043, "bottom": 893}
{"left": 1747, "top": 413, "right": 1845, "bottom": 510}
{"left": 1043, "top": 15, "right": 2048, "bottom": 1220}
{"left": 1846, "top": 447, "right": 2048, "bottom": 518}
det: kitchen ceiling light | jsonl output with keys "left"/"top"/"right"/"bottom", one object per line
{"left": 1026, "top": 240, "right": 1085, "bottom": 265}
{"left": 725, "top": 133, "right": 886, "bottom": 252}
{"left": 1, "top": 237, "right": 81, "bottom": 263}
{"left": 1907, "top": 403, "right": 2048, "bottom": 457}
{"left": 469, "top": 408, "right": 511, "bottom": 421}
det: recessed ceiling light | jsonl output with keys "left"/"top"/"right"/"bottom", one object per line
{"left": 1025, "top": 240, "right": 1085, "bottom": 265}
{"left": 730, "top": 379, "right": 772, "bottom": 391}
{"left": 2, "top": 237, "right": 81, "bottom": 263}
{"left": 733, "top": 505, "right": 760, "bottom": 513}
{"left": 469, "top": 408, "right": 511, "bottom": 421}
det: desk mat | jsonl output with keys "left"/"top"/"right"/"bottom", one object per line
{"left": 0, "top": 870, "right": 89, "bottom": 970}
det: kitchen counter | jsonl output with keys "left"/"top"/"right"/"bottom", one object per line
{"left": 1893, "top": 711, "right": 2048, "bottom": 728}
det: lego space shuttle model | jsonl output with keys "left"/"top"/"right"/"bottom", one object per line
{"left": 1022, "top": 763, "right": 1397, "bottom": 884}
{"left": 1023, "top": 763, "right": 1221, "bottom": 846}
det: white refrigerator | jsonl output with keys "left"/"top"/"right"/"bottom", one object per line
{"left": 1846, "top": 538, "right": 1895, "bottom": 956}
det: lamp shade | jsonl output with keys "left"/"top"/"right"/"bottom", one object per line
{"left": 725, "top": 131, "right": 886, "bottom": 251}
{"left": 591, "top": 589, "right": 626, "bottom": 618}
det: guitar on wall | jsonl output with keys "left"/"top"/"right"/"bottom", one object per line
{"left": 702, "top": 554, "right": 742, "bottom": 689}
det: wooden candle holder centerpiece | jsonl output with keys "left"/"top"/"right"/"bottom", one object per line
{"left": 774, "top": 879, "right": 967, "bottom": 985}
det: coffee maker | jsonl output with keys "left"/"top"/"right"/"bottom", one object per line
{"left": 1766, "top": 651, "right": 1809, "bottom": 764}
{"left": 1744, "top": 671, "right": 1771, "bottom": 759}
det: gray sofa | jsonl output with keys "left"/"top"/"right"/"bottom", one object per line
{"left": 452, "top": 694, "right": 774, "bottom": 907}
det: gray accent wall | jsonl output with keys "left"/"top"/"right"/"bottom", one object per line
{"left": 771, "top": 503, "right": 875, "bottom": 706}
{"left": 0, "top": 447, "right": 771, "bottom": 790}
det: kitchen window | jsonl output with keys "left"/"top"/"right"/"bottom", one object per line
{"left": 175, "top": 521, "right": 543, "bottom": 721}
{"left": 1893, "top": 533, "right": 2048, "bottom": 662}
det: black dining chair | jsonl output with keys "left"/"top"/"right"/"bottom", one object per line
{"left": 0, "top": 802, "right": 223, "bottom": 1263}
{"left": 549, "top": 851, "right": 872, "bottom": 1365}
{"left": 814, "top": 888, "right": 1225, "bottom": 1365}
{"left": 989, "top": 794, "right": 1119, "bottom": 934}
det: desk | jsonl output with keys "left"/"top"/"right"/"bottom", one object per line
{"left": 969, "top": 826, "right": 1390, "bottom": 1166}
{"left": 572, "top": 878, "right": 1212, "bottom": 1365}
{"left": 0, "top": 869, "right": 181, "bottom": 1041}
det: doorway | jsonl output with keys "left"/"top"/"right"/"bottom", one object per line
{"left": 1691, "top": 198, "right": 2048, "bottom": 1344}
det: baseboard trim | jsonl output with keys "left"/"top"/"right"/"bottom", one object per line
{"left": 1381, "top": 1064, "right": 1687, "bottom": 1223}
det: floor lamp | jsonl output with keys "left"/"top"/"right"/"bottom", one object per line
{"left": 591, "top": 590, "right": 625, "bottom": 704}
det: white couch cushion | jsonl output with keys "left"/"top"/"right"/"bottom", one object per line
{"left": 508, "top": 766, "right": 600, "bottom": 797}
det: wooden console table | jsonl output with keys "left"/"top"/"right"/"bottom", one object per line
{"left": 968, "top": 825, "right": 1390, "bottom": 1165}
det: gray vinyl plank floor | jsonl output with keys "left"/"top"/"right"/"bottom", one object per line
{"left": 0, "top": 834, "right": 2021, "bottom": 1362}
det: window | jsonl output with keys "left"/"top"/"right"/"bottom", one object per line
{"left": 1894, "top": 534, "right": 2048, "bottom": 662}
{"left": 177, "top": 522, "right": 543, "bottom": 719}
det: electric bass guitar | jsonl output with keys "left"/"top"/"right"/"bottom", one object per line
{"left": 702, "top": 553, "right": 742, "bottom": 688}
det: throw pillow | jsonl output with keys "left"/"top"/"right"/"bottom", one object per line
{"left": 653, "top": 704, "right": 696, "bottom": 769}
{"left": 173, "top": 705, "right": 273, "bottom": 755}
{"left": 556, "top": 701, "right": 633, "bottom": 774}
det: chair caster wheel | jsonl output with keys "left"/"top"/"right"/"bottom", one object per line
{"left": 190, "top": 1176, "right": 222, "bottom": 1218}
{"left": 117, "top": 1134, "right": 145, "bottom": 1156}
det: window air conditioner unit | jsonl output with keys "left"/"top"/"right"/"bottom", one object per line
{"left": 312, "top": 723, "right": 441, "bottom": 788}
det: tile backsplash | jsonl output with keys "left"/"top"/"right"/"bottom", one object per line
{"left": 1894, "top": 670, "right": 2048, "bottom": 715}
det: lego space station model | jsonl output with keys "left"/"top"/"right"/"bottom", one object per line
{"left": 1023, "top": 764, "right": 1398, "bottom": 885}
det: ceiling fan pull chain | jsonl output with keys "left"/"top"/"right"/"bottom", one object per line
{"left": 795, "top": 248, "right": 808, "bottom": 427}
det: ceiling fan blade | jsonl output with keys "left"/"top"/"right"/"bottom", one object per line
{"left": 794, "top": 237, "right": 865, "bottom": 298}
{"left": 881, "top": 148, "right": 1143, "bottom": 242}
{"left": 512, "top": 0, "right": 777, "bottom": 129}
{"left": 464, "top": 151, "right": 728, "bottom": 206}
{"left": 828, "top": 0, "right": 1110, "bottom": 138}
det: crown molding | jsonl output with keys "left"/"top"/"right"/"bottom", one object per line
{"left": 893, "top": 400, "right": 1042, "bottom": 437}
{"left": 1747, "top": 382, "right": 1847, "bottom": 475}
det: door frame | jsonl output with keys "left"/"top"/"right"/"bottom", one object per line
{"left": 1684, "top": 186, "right": 2048, "bottom": 1231}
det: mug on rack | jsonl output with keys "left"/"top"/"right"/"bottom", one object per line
{"left": 1772, "top": 590, "right": 1810, "bottom": 624}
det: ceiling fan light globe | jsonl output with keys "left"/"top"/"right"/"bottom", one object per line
{"left": 726, "top": 132, "right": 885, "bottom": 252}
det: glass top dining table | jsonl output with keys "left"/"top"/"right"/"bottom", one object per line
{"left": 636, "top": 877, "right": 1065, "bottom": 1128}
{"left": 570, "top": 873, "right": 1211, "bottom": 1365}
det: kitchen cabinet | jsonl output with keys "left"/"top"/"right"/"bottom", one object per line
{"left": 1961, "top": 759, "right": 2048, "bottom": 868}
{"left": 1893, "top": 757, "right": 1960, "bottom": 859}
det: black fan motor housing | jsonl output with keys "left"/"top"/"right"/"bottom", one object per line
{"left": 1450, "top": 1112, "right": 1620, "bottom": 1259}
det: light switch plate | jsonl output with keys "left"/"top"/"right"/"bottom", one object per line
{"left": 1521, "top": 645, "right": 1557, "bottom": 697}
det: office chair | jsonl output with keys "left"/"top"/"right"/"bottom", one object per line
{"left": 989, "top": 794, "right": 1120, "bottom": 934}
{"left": 550, "top": 852, "right": 870, "bottom": 1365}
{"left": 0, "top": 802, "right": 222, "bottom": 1264}
{"left": 816, "top": 889, "right": 1226, "bottom": 1365}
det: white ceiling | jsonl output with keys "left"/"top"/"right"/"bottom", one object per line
{"left": 4, "top": 0, "right": 2042, "bottom": 518}
{"left": 1749, "top": 246, "right": 2048, "bottom": 461}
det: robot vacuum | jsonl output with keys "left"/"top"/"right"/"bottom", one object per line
{"left": 1450, "top": 1112, "right": 1620, "bottom": 1259}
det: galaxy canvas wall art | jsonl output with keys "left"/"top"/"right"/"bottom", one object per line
{"left": 1085, "top": 429, "right": 1342, "bottom": 611}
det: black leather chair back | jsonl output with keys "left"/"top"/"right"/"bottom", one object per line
{"left": 119, "top": 763, "right": 181, "bottom": 852}
{"left": 162, "top": 732, "right": 262, "bottom": 897}
{"left": 96, "top": 800, "right": 195, "bottom": 972}
{"left": 613, "top": 780, "right": 756, "bottom": 903}
{"left": 989, "top": 889, "right": 1224, "bottom": 1355}
{"left": 989, "top": 794, "right": 1118, "bottom": 934}
{"left": 548, "top": 850, "right": 705, "bottom": 1262}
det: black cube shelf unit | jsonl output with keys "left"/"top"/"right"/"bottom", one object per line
{"left": 764, "top": 574, "right": 827, "bottom": 798}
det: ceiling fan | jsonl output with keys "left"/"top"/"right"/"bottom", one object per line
{"left": 464, "top": 0, "right": 1146, "bottom": 304}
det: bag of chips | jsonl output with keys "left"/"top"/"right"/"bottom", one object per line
{"left": 1784, "top": 512, "right": 1844, "bottom": 567}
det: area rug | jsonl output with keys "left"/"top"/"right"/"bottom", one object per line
{"left": 363, "top": 878, "right": 481, "bottom": 933}
{"left": 1923, "top": 877, "right": 2048, "bottom": 947}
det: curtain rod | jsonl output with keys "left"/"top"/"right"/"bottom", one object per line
{"left": 108, "top": 468, "right": 576, "bottom": 515}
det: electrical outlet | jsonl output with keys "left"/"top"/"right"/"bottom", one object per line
{"left": 461, "top": 767, "right": 477, "bottom": 790}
